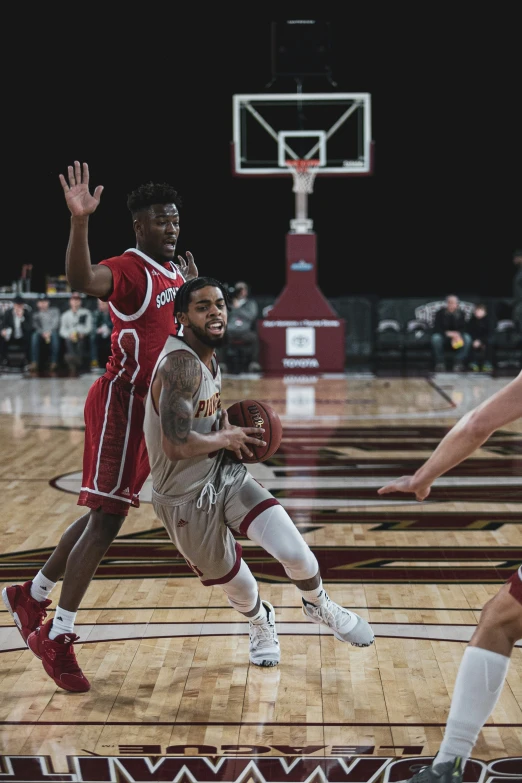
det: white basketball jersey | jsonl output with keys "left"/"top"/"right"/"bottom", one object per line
{"left": 144, "top": 336, "right": 223, "bottom": 501}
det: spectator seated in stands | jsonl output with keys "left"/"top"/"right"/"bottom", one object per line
{"left": 59, "top": 292, "right": 93, "bottom": 377}
{"left": 0, "top": 295, "right": 33, "bottom": 370}
{"left": 468, "top": 302, "right": 493, "bottom": 372}
{"left": 217, "top": 281, "right": 261, "bottom": 373}
{"left": 90, "top": 299, "right": 113, "bottom": 371}
{"left": 29, "top": 294, "right": 61, "bottom": 377}
{"left": 431, "top": 294, "right": 472, "bottom": 372}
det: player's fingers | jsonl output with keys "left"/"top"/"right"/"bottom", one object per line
{"left": 68, "top": 164, "right": 75, "bottom": 186}
{"left": 247, "top": 436, "right": 266, "bottom": 446}
{"left": 94, "top": 185, "right": 104, "bottom": 200}
{"left": 377, "top": 485, "right": 395, "bottom": 494}
{"left": 59, "top": 173, "right": 69, "bottom": 192}
{"left": 244, "top": 427, "right": 265, "bottom": 435}
{"left": 82, "top": 161, "right": 89, "bottom": 185}
{"left": 186, "top": 251, "right": 194, "bottom": 261}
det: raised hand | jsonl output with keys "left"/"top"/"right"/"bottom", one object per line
{"left": 176, "top": 251, "right": 198, "bottom": 281}
{"left": 59, "top": 161, "right": 104, "bottom": 217}
{"left": 377, "top": 475, "right": 432, "bottom": 502}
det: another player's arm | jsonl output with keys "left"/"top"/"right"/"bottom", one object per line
{"left": 378, "top": 371, "right": 522, "bottom": 500}
{"left": 59, "top": 160, "right": 114, "bottom": 299}
{"left": 158, "top": 352, "right": 266, "bottom": 461}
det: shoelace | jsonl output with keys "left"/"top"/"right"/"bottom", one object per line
{"left": 196, "top": 481, "right": 223, "bottom": 513}
{"left": 309, "top": 595, "right": 351, "bottom": 629}
{"left": 51, "top": 634, "right": 83, "bottom": 674}
{"left": 29, "top": 597, "right": 51, "bottom": 627}
{"left": 250, "top": 621, "right": 276, "bottom": 648}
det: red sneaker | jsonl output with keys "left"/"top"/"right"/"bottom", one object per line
{"left": 2, "top": 581, "right": 52, "bottom": 645}
{"left": 27, "top": 618, "right": 90, "bottom": 692}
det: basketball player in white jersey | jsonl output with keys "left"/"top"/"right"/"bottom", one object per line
{"left": 378, "top": 371, "right": 522, "bottom": 783}
{"left": 143, "top": 276, "right": 375, "bottom": 666}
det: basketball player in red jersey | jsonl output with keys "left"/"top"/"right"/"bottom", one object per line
{"left": 2, "top": 161, "right": 198, "bottom": 692}
{"left": 378, "top": 371, "right": 522, "bottom": 783}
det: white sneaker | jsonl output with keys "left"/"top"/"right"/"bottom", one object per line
{"left": 249, "top": 601, "right": 280, "bottom": 667}
{"left": 302, "top": 592, "right": 374, "bottom": 647}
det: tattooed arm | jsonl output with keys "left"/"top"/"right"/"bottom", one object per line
{"left": 157, "top": 350, "right": 267, "bottom": 462}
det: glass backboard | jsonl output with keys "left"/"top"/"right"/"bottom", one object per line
{"left": 232, "top": 92, "right": 373, "bottom": 178}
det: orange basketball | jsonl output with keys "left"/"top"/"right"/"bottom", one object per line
{"left": 226, "top": 399, "right": 283, "bottom": 464}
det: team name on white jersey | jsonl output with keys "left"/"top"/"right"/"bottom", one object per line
{"left": 194, "top": 393, "right": 221, "bottom": 419}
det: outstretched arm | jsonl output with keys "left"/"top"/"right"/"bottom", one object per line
{"left": 59, "top": 161, "right": 113, "bottom": 298}
{"left": 158, "top": 351, "right": 266, "bottom": 461}
{"left": 378, "top": 372, "right": 522, "bottom": 501}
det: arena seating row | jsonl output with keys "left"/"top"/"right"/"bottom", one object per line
{"left": 1, "top": 293, "right": 520, "bottom": 374}
{"left": 258, "top": 294, "right": 521, "bottom": 373}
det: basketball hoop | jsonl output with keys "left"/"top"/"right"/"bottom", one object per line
{"left": 286, "top": 159, "right": 321, "bottom": 194}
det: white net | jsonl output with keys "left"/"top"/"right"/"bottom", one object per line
{"left": 287, "top": 159, "right": 320, "bottom": 194}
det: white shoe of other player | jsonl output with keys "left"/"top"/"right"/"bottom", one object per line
{"left": 302, "top": 592, "right": 375, "bottom": 647}
{"left": 249, "top": 601, "right": 280, "bottom": 667}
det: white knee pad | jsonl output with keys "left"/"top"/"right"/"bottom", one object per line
{"left": 221, "top": 559, "right": 259, "bottom": 614}
{"left": 247, "top": 504, "right": 319, "bottom": 581}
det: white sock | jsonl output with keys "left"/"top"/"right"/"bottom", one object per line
{"left": 49, "top": 606, "right": 77, "bottom": 640}
{"left": 300, "top": 581, "right": 325, "bottom": 605}
{"left": 435, "top": 646, "right": 510, "bottom": 767}
{"left": 248, "top": 600, "right": 269, "bottom": 625}
{"left": 30, "top": 571, "right": 56, "bottom": 603}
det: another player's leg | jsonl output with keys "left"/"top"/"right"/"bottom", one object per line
{"left": 403, "top": 573, "right": 522, "bottom": 783}
{"left": 243, "top": 500, "right": 374, "bottom": 647}
{"left": 2, "top": 511, "right": 91, "bottom": 644}
{"left": 27, "top": 509, "right": 125, "bottom": 692}
{"left": 25, "top": 374, "right": 148, "bottom": 692}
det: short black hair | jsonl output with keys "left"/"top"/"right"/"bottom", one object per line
{"left": 126, "top": 182, "right": 182, "bottom": 216}
{"left": 175, "top": 277, "right": 229, "bottom": 317}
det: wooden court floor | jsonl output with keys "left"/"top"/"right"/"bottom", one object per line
{"left": 0, "top": 370, "right": 520, "bottom": 781}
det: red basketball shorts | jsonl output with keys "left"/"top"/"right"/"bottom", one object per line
{"left": 78, "top": 375, "right": 150, "bottom": 516}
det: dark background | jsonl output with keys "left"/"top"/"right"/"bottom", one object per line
{"left": 5, "top": 16, "right": 521, "bottom": 301}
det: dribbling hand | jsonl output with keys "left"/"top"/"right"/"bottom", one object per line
{"left": 220, "top": 409, "right": 266, "bottom": 461}
{"left": 59, "top": 161, "right": 104, "bottom": 217}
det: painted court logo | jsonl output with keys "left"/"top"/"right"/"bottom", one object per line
{"left": 0, "top": 753, "right": 516, "bottom": 782}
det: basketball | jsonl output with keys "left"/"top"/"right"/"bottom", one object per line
{"left": 226, "top": 399, "right": 283, "bottom": 464}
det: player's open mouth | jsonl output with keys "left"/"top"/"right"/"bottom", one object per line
{"left": 164, "top": 242, "right": 176, "bottom": 250}
{"left": 207, "top": 321, "right": 224, "bottom": 334}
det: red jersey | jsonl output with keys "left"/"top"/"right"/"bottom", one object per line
{"left": 100, "top": 248, "right": 185, "bottom": 395}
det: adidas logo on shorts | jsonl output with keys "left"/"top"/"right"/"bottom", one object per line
{"left": 121, "top": 487, "right": 130, "bottom": 496}
{"left": 177, "top": 518, "right": 189, "bottom": 527}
